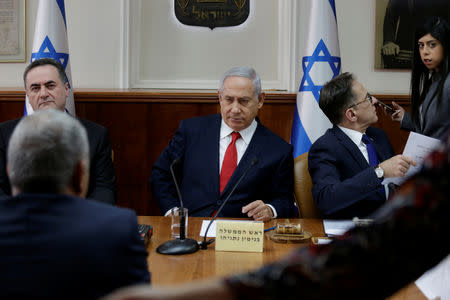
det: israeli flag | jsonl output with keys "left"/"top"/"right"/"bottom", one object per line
{"left": 25, "top": 0, "right": 75, "bottom": 116}
{"left": 291, "top": 0, "right": 341, "bottom": 158}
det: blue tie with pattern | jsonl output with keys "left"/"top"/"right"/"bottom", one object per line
{"left": 362, "top": 134, "right": 379, "bottom": 167}
{"left": 362, "top": 134, "right": 385, "bottom": 198}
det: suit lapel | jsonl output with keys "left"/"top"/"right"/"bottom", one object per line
{"left": 209, "top": 115, "right": 222, "bottom": 197}
{"left": 332, "top": 126, "right": 369, "bottom": 170}
{"left": 420, "top": 74, "right": 440, "bottom": 133}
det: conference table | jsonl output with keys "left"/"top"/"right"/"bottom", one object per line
{"left": 138, "top": 216, "right": 426, "bottom": 299}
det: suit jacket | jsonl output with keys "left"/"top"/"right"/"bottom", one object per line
{"left": 226, "top": 135, "right": 450, "bottom": 299}
{"left": 308, "top": 126, "right": 395, "bottom": 219}
{"left": 150, "top": 114, "right": 296, "bottom": 218}
{"left": 402, "top": 73, "right": 450, "bottom": 138}
{"left": 0, "top": 117, "right": 116, "bottom": 204}
{"left": 0, "top": 193, "right": 150, "bottom": 300}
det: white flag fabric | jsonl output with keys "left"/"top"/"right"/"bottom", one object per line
{"left": 291, "top": 0, "right": 341, "bottom": 158}
{"left": 25, "top": 0, "right": 75, "bottom": 116}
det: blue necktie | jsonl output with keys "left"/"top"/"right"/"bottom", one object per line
{"left": 362, "top": 134, "right": 379, "bottom": 167}
{"left": 362, "top": 134, "right": 386, "bottom": 198}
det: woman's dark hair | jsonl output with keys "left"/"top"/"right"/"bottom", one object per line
{"left": 410, "top": 16, "right": 450, "bottom": 124}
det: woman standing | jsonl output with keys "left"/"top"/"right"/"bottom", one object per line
{"left": 390, "top": 16, "right": 450, "bottom": 138}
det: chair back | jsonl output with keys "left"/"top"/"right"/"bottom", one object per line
{"left": 293, "top": 153, "right": 321, "bottom": 218}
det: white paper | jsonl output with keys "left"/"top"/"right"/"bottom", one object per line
{"left": 415, "top": 254, "right": 450, "bottom": 300}
{"left": 199, "top": 220, "right": 257, "bottom": 238}
{"left": 316, "top": 238, "right": 332, "bottom": 245}
{"left": 322, "top": 220, "right": 354, "bottom": 236}
{"left": 383, "top": 132, "right": 441, "bottom": 186}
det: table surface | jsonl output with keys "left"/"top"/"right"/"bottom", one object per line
{"left": 138, "top": 216, "right": 425, "bottom": 299}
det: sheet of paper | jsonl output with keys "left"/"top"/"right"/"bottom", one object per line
{"left": 322, "top": 220, "right": 354, "bottom": 236}
{"left": 316, "top": 238, "right": 332, "bottom": 245}
{"left": 200, "top": 220, "right": 255, "bottom": 238}
{"left": 383, "top": 132, "right": 441, "bottom": 186}
{"left": 415, "top": 254, "right": 450, "bottom": 300}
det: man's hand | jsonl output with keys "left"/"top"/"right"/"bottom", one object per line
{"left": 382, "top": 42, "right": 400, "bottom": 56}
{"left": 379, "top": 155, "right": 416, "bottom": 178}
{"left": 242, "top": 200, "right": 273, "bottom": 222}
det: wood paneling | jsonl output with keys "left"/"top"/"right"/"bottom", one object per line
{"left": 0, "top": 89, "right": 411, "bottom": 215}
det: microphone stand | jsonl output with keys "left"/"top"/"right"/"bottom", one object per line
{"left": 201, "top": 158, "right": 258, "bottom": 250}
{"left": 157, "top": 158, "right": 199, "bottom": 255}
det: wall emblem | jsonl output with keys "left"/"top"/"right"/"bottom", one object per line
{"left": 175, "top": 0, "right": 249, "bottom": 29}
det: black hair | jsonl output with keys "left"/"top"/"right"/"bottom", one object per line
{"left": 23, "top": 58, "right": 67, "bottom": 88}
{"left": 410, "top": 16, "right": 450, "bottom": 124}
{"left": 319, "top": 72, "right": 356, "bottom": 125}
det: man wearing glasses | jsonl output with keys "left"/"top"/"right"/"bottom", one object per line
{"left": 308, "top": 72, "right": 415, "bottom": 219}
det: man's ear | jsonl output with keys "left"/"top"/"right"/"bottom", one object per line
{"left": 7, "top": 164, "right": 20, "bottom": 196}
{"left": 71, "top": 160, "right": 89, "bottom": 198}
{"left": 344, "top": 108, "right": 357, "bottom": 123}
{"left": 257, "top": 92, "right": 265, "bottom": 109}
{"left": 64, "top": 82, "right": 69, "bottom": 99}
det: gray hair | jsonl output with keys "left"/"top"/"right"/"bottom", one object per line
{"left": 7, "top": 109, "right": 89, "bottom": 194}
{"left": 219, "top": 66, "right": 262, "bottom": 97}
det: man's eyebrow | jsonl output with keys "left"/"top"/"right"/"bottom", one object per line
{"left": 29, "top": 80, "right": 56, "bottom": 87}
{"left": 237, "top": 96, "right": 252, "bottom": 101}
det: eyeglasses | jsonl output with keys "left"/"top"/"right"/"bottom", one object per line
{"left": 348, "top": 93, "right": 373, "bottom": 109}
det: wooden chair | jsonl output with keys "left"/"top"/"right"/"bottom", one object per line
{"left": 293, "top": 153, "right": 322, "bottom": 218}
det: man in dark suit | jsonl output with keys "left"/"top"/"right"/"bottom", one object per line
{"left": 104, "top": 129, "right": 450, "bottom": 300}
{"left": 0, "top": 109, "right": 150, "bottom": 300}
{"left": 308, "top": 72, "right": 415, "bottom": 219}
{"left": 0, "top": 58, "right": 115, "bottom": 204}
{"left": 151, "top": 67, "right": 295, "bottom": 221}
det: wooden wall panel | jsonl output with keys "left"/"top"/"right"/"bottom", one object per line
{"left": 0, "top": 89, "right": 411, "bottom": 215}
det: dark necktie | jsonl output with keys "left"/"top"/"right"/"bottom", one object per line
{"left": 362, "top": 134, "right": 385, "bottom": 198}
{"left": 220, "top": 132, "right": 241, "bottom": 194}
{"left": 362, "top": 134, "right": 379, "bottom": 167}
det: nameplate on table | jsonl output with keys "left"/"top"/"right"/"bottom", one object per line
{"left": 215, "top": 221, "right": 264, "bottom": 253}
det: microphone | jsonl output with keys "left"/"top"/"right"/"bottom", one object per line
{"left": 156, "top": 157, "right": 199, "bottom": 255}
{"left": 200, "top": 157, "right": 259, "bottom": 250}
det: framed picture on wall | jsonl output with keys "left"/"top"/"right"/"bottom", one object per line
{"left": 0, "top": 0, "right": 26, "bottom": 63}
{"left": 374, "top": 0, "right": 450, "bottom": 70}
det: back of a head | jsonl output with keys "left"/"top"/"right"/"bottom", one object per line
{"left": 219, "top": 66, "right": 262, "bottom": 97}
{"left": 319, "top": 72, "right": 355, "bottom": 125}
{"left": 7, "top": 109, "right": 89, "bottom": 194}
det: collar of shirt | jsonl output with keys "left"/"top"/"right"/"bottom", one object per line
{"left": 220, "top": 119, "right": 257, "bottom": 145}
{"left": 338, "top": 125, "right": 369, "bottom": 163}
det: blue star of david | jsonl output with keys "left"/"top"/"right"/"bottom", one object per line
{"left": 299, "top": 39, "right": 341, "bottom": 102}
{"left": 31, "top": 36, "right": 69, "bottom": 70}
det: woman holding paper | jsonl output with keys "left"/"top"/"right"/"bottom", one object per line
{"left": 389, "top": 16, "right": 450, "bottom": 138}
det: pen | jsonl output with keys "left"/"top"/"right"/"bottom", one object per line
{"left": 264, "top": 226, "right": 276, "bottom": 232}
{"left": 377, "top": 101, "right": 395, "bottom": 113}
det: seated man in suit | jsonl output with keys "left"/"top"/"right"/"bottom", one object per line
{"left": 151, "top": 67, "right": 295, "bottom": 221}
{"left": 104, "top": 130, "right": 450, "bottom": 300}
{"left": 0, "top": 109, "right": 149, "bottom": 300}
{"left": 308, "top": 72, "right": 415, "bottom": 219}
{"left": 0, "top": 58, "right": 115, "bottom": 204}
